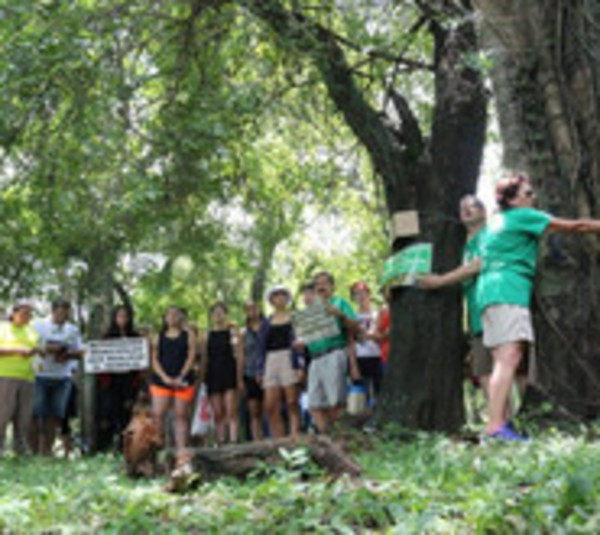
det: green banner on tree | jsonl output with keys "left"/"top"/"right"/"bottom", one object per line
{"left": 381, "top": 243, "right": 432, "bottom": 288}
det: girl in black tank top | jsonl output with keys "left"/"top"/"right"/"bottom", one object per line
{"left": 203, "top": 302, "right": 239, "bottom": 444}
{"left": 150, "top": 306, "right": 196, "bottom": 466}
{"left": 265, "top": 323, "right": 294, "bottom": 351}
{"left": 152, "top": 330, "right": 194, "bottom": 387}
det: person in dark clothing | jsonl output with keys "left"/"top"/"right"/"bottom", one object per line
{"left": 96, "top": 305, "right": 143, "bottom": 452}
{"left": 238, "top": 301, "right": 265, "bottom": 441}
{"left": 202, "top": 302, "right": 239, "bottom": 443}
{"left": 150, "top": 306, "right": 196, "bottom": 465}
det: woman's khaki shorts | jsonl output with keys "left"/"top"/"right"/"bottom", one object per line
{"left": 482, "top": 305, "right": 534, "bottom": 348}
{"left": 263, "top": 349, "right": 298, "bottom": 389}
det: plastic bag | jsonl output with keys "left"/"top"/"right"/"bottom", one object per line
{"left": 191, "top": 383, "right": 214, "bottom": 436}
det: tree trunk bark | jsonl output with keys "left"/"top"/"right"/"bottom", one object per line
{"left": 81, "top": 251, "right": 115, "bottom": 453}
{"left": 114, "top": 279, "right": 135, "bottom": 321}
{"left": 251, "top": 238, "right": 278, "bottom": 302}
{"left": 382, "top": 18, "right": 487, "bottom": 431}
{"left": 245, "top": 1, "right": 487, "bottom": 431}
{"left": 181, "top": 435, "right": 362, "bottom": 481}
{"left": 475, "top": 0, "right": 600, "bottom": 417}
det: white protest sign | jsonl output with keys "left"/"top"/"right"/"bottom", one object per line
{"left": 84, "top": 338, "right": 149, "bottom": 374}
{"left": 292, "top": 300, "right": 340, "bottom": 345}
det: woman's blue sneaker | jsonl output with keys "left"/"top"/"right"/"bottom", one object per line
{"left": 486, "top": 423, "right": 529, "bottom": 442}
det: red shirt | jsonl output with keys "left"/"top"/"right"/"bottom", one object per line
{"left": 377, "top": 307, "right": 390, "bottom": 364}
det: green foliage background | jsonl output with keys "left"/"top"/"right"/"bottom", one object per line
{"left": 1, "top": 0, "right": 435, "bottom": 326}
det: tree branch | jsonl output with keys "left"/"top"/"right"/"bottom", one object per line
{"left": 114, "top": 279, "right": 134, "bottom": 320}
{"left": 388, "top": 89, "right": 424, "bottom": 155}
{"left": 242, "top": 0, "right": 422, "bottom": 214}
{"left": 323, "top": 26, "right": 433, "bottom": 71}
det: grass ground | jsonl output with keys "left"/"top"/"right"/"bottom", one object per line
{"left": 2, "top": 425, "right": 600, "bottom": 534}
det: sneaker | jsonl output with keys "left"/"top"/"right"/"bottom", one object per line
{"left": 485, "top": 423, "right": 529, "bottom": 442}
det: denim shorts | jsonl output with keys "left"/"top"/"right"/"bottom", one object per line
{"left": 33, "top": 376, "right": 73, "bottom": 419}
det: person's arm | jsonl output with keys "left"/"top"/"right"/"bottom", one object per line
{"left": 325, "top": 303, "right": 360, "bottom": 333}
{"left": 369, "top": 310, "right": 389, "bottom": 343}
{"left": 234, "top": 327, "right": 245, "bottom": 391}
{"left": 418, "top": 258, "right": 482, "bottom": 290}
{"left": 289, "top": 325, "right": 306, "bottom": 381}
{"left": 199, "top": 333, "right": 208, "bottom": 383}
{"left": 0, "top": 348, "right": 36, "bottom": 357}
{"left": 64, "top": 327, "right": 85, "bottom": 361}
{"left": 177, "top": 329, "right": 197, "bottom": 385}
{"left": 548, "top": 218, "right": 600, "bottom": 234}
{"left": 65, "top": 348, "right": 85, "bottom": 360}
{"left": 192, "top": 330, "right": 203, "bottom": 377}
{"left": 151, "top": 335, "right": 172, "bottom": 386}
{"left": 255, "top": 320, "right": 269, "bottom": 382}
{"left": 347, "top": 335, "right": 361, "bottom": 382}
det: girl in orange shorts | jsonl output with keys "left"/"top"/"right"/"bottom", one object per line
{"left": 149, "top": 306, "right": 196, "bottom": 465}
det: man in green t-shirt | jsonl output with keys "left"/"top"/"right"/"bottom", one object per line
{"left": 420, "top": 196, "right": 494, "bottom": 403}
{"left": 0, "top": 301, "right": 41, "bottom": 454}
{"left": 458, "top": 196, "right": 492, "bottom": 394}
{"left": 301, "top": 271, "right": 361, "bottom": 433}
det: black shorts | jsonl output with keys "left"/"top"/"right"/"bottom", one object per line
{"left": 244, "top": 376, "right": 263, "bottom": 401}
{"left": 206, "top": 357, "right": 237, "bottom": 395}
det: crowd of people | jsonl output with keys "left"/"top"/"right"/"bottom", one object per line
{"left": 0, "top": 272, "right": 391, "bottom": 466}
{"left": 3, "top": 170, "right": 596, "bottom": 459}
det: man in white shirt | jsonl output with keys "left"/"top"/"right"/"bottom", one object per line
{"left": 32, "top": 300, "right": 84, "bottom": 455}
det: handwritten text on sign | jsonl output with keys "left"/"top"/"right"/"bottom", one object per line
{"left": 292, "top": 300, "right": 340, "bottom": 345}
{"left": 85, "top": 338, "right": 149, "bottom": 374}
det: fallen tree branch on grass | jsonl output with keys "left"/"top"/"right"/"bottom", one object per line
{"left": 166, "top": 435, "right": 363, "bottom": 492}
{"left": 190, "top": 434, "right": 362, "bottom": 479}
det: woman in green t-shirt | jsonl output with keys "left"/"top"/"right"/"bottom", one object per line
{"left": 478, "top": 173, "right": 600, "bottom": 440}
{"left": 421, "top": 172, "right": 600, "bottom": 441}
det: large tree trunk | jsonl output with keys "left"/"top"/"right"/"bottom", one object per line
{"left": 382, "top": 16, "right": 487, "bottom": 431}
{"left": 245, "top": 1, "right": 487, "bottom": 431}
{"left": 475, "top": 0, "right": 600, "bottom": 417}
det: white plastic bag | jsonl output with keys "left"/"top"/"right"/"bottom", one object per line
{"left": 191, "top": 383, "right": 214, "bottom": 436}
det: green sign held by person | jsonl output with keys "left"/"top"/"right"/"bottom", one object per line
{"left": 381, "top": 243, "right": 432, "bottom": 288}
